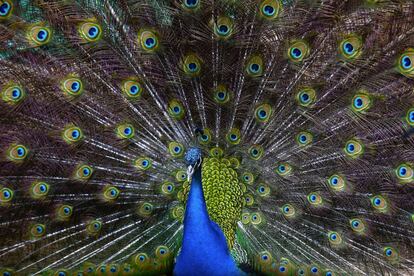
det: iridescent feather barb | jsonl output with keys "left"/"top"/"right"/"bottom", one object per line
{"left": 1, "top": 0, "right": 414, "bottom": 275}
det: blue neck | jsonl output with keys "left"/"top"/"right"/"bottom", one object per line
{"left": 173, "top": 168, "right": 242, "bottom": 276}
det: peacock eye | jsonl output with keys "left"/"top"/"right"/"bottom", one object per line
{"left": 351, "top": 91, "right": 372, "bottom": 112}
{"left": 401, "top": 55, "right": 412, "bottom": 69}
{"left": 62, "top": 126, "right": 84, "bottom": 144}
{"left": 281, "top": 203, "right": 295, "bottom": 218}
{"left": 184, "top": 0, "right": 198, "bottom": 7}
{"left": 0, "top": 188, "right": 14, "bottom": 203}
{"left": 275, "top": 162, "right": 292, "bottom": 176}
{"left": 168, "top": 141, "right": 184, "bottom": 158}
{"left": 116, "top": 123, "right": 135, "bottom": 139}
{"left": 134, "top": 157, "right": 152, "bottom": 170}
{"left": 161, "top": 182, "right": 175, "bottom": 195}
{"left": 213, "top": 85, "right": 230, "bottom": 104}
{"left": 246, "top": 55, "right": 264, "bottom": 77}
{"left": 296, "top": 131, "right": 313, "bottom": 146}
{"left": 75, "top": 164, "right": 93, "bottom": 181}
{"left": 258, "top": 251, "right": 272, "bottom": 265}
{"left": 344, "top": 139, "right": 363, "bottom": 158}
{"left": 79, "top": 22, "right": 102, "bottom": 42}
{"left": 61, "top": 77, "right": 84, "bottom": 97}
{"left": 104, "top": 186, "right": 120, "bottom": 201}
{"left": 31, "top": 223, "right": 46, "bottom": 238}
{"left": 122, "top": 80, "right": 143, "bottom": 99}
{"left": 339, "top": 35, "right": 363, "bottom": 59}
{"left": 307, "top": 192, "right": 322, "bottom": 205}
{"left": 248, "top": 144, "right": 264, "bottom": 160}
{"left": 250, "top": 212, "right": 262, "bottom": 225}
{"left": 28, "top": 26, "right": 52, "bottom": 46}
{"left": 57, "top": 205, "right": 73, "bottom": 220}
{"left": 406, "top": 108, "right": 414, "bottom": 126}
{"left": 241, "top": 172, "right": 254, "bottom": 185}
{"left": 7, "top": 144, "right": 29, "bottom": 162}
{"left": 226, "top": 128, "right": 241, "bottom": 145}
{"left": 395, "top": 163, "right": 414, "bottom": 183}
{"left": 328, "top": 174, "right": 345, "bottom": 191}
{"left": 310, "top": 266, "right": 319, "bottom": 274}
{"left": 168, "top": 99, "right": 185, "bottom": 120}
{"left": 2, "top": 85, "right": 26, "bottom": 105}
{"left": 254, "top": 104, "right": 272, "bottom": 123}
{"left": 182, "top": 54, "right": 202, "bottom": 77}
{"left": 138, "top": 29, "right": 159, "bottom": 52}
{"left": 296, "top": 87, "right": 316, "bottom": 107}
{"left": 397, "top": 49, "right": 414, "bottom": 77}
{"left": 0, "top": 1, "right": 12, "bottom": 18}
{"left": 287, "top": 40, "right": 309, "bottom": 62}
{"left": 259, "top": 0, "right": 282, "bottom": 20}
{"left": 214, "top": 17, "right": 233, "bottom": 39}
{"left": 31, "top": 181, "right": 50, "bottom": 199}
{"left": 371, "top": 195, "right": 388, "bottom": 212}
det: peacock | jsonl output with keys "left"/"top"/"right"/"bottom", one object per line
{"left": 1, "top": 0, "right": 414, "bottom": 275}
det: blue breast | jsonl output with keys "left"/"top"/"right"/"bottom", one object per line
{"left": 174, "top": 168, "right": 243, "bottom": 276}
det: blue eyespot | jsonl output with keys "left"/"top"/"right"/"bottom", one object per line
{"left": 352, "top": 220, "right": 359, "bottom": 227}
{"left": 258, "top": 109, "right": 267, "bottom": 119}
{"left": 185, "top": 0, "right": 198, "bottom": 7}
{"left": 401, "top": 55, "right": 412, "bottom": 69}
{"left": 261, "top": 254, "right": 268, "bottom": 260}
{"left": 250, "top": 63, "right": 260, "bottom": 73}
{"left": 300, "top": 93, "right": 310, "bottom": 103}
{"left": 399, "top": 166, "right": 407, "bottom": 176}
{"left": 230, "top": 134, "right": 237, "bottom": 141}
{"left": 167, "top": 185, "right": 173, "bottom": 191}
{"left": 110, "top": 189, "right": 117, "bottom": 196}
{"left": 145, "top": 37, "right": 156, "bottom": 48}
{"left": 0, "top": 2, "right": 11, "bottom": 16}
{"left": 3, "top": 190, "right": 11, "bottom": 198}
{"left": 291, "top": 47, "right": 302, "bottom": 59}
{"left": 330, "top": 233, "right": 337, "bottom": 240}
{"left": 94, "top": 223, "right": 100, "bottom": 229}
{"left": 343, "top": 42, "right": 354, "bottom": 55}
{"left": 16, "top": 146, "right": 26, "bottom": 157}
{"left": 88, "top": 26, "right": 99, "bottom": 38}
{"left": 110, "top": 266, "right": 117, "bottom": 273}
{"left": 311, "top": 266, "right": 318, "bottom": 273}
{"left": 174, "top": 146, "right": 180, "bottom": 153}
{"left": 39, "top": 184, "right": 47, "bottom": 193}
{"left": 139, "top": 255, "right": 145, "bottom": 261}
{"left": 354, "top": 97, "right": 363, "bottom": 108}
{"left": 188, "top": 62, "right": 198, "bottom": 72}
{"left": 310, "top": 194, "right": 317, "bottom": 202}
{"left": 173, "top": 106, "right": 181, "bottom": 113}
{"left": 83, "top": 168, "right": 90, "bottom": 176}
{"left": 63, "top": 207, "right": 70, "bottom": 214}
{"left": 283, "top": 206, "right": 289, "bottom": 212}
{"left": 326, "top": 272, "right": 332, "bottom": 276}
{"left": 58, "top": 272, "right": 66, "bottom": 276}
{"left": 278, "top": 165, "right": 286, "bottom": 172}
{"left": 279, "top": 266, "right": 286, "bottom": 272}
{"left": 100, "top": 266, "right": 105, "bottom": 272}
{"left": 124, "top": 127, "right": 132, "bottom": 135}
{"left": 259, "top": 186, "right": 265, "bottom": 192}
{"left": 160, "top": 249, "right": 166, "bottom": 255}
{"left": 347, "top": 143, "right": 355, "bottom": 153}
{"left": 217, "top": 25, "right": 229, "bottom": 35}
{"left": 374, "top": 197, "right": 381, "bottom": 206}
{"left": 129, "top": 85, "right": 139, "bottom": 95}
{"left": 36, "top": 226, "right": 43, "bottom": 233}
{"left": 299, "top": 134, "right": 307, "bottom": 143}
{"left": 263, "top": 5, "right": 275, "bottom": 16}
{"left": 71, "top": 130, "right": 80, "bottom": 139}
{"left": 409, "top": 110, "right": 414, "bottom": 123}
{"left": 71, "top": 81, "right": 80, "bottom": 92}
{"left": 385, "top": 248, "right": 393, "bottom": 256}
{"left": 217, "top": 92, "right": 225, "bottom": 100}
{"left": 37, "top": 29, "right": 49, "bottom": 42}
{"left": 12, "top": 88, "right": 21, "bottom": 99}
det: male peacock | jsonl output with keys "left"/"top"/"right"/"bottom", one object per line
{"left": 1, "top": 0, "right": 414, "bottom": 275}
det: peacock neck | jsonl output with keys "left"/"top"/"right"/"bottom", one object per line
{"left": 173, "top": 167, "right": 243, "bottom": 275}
